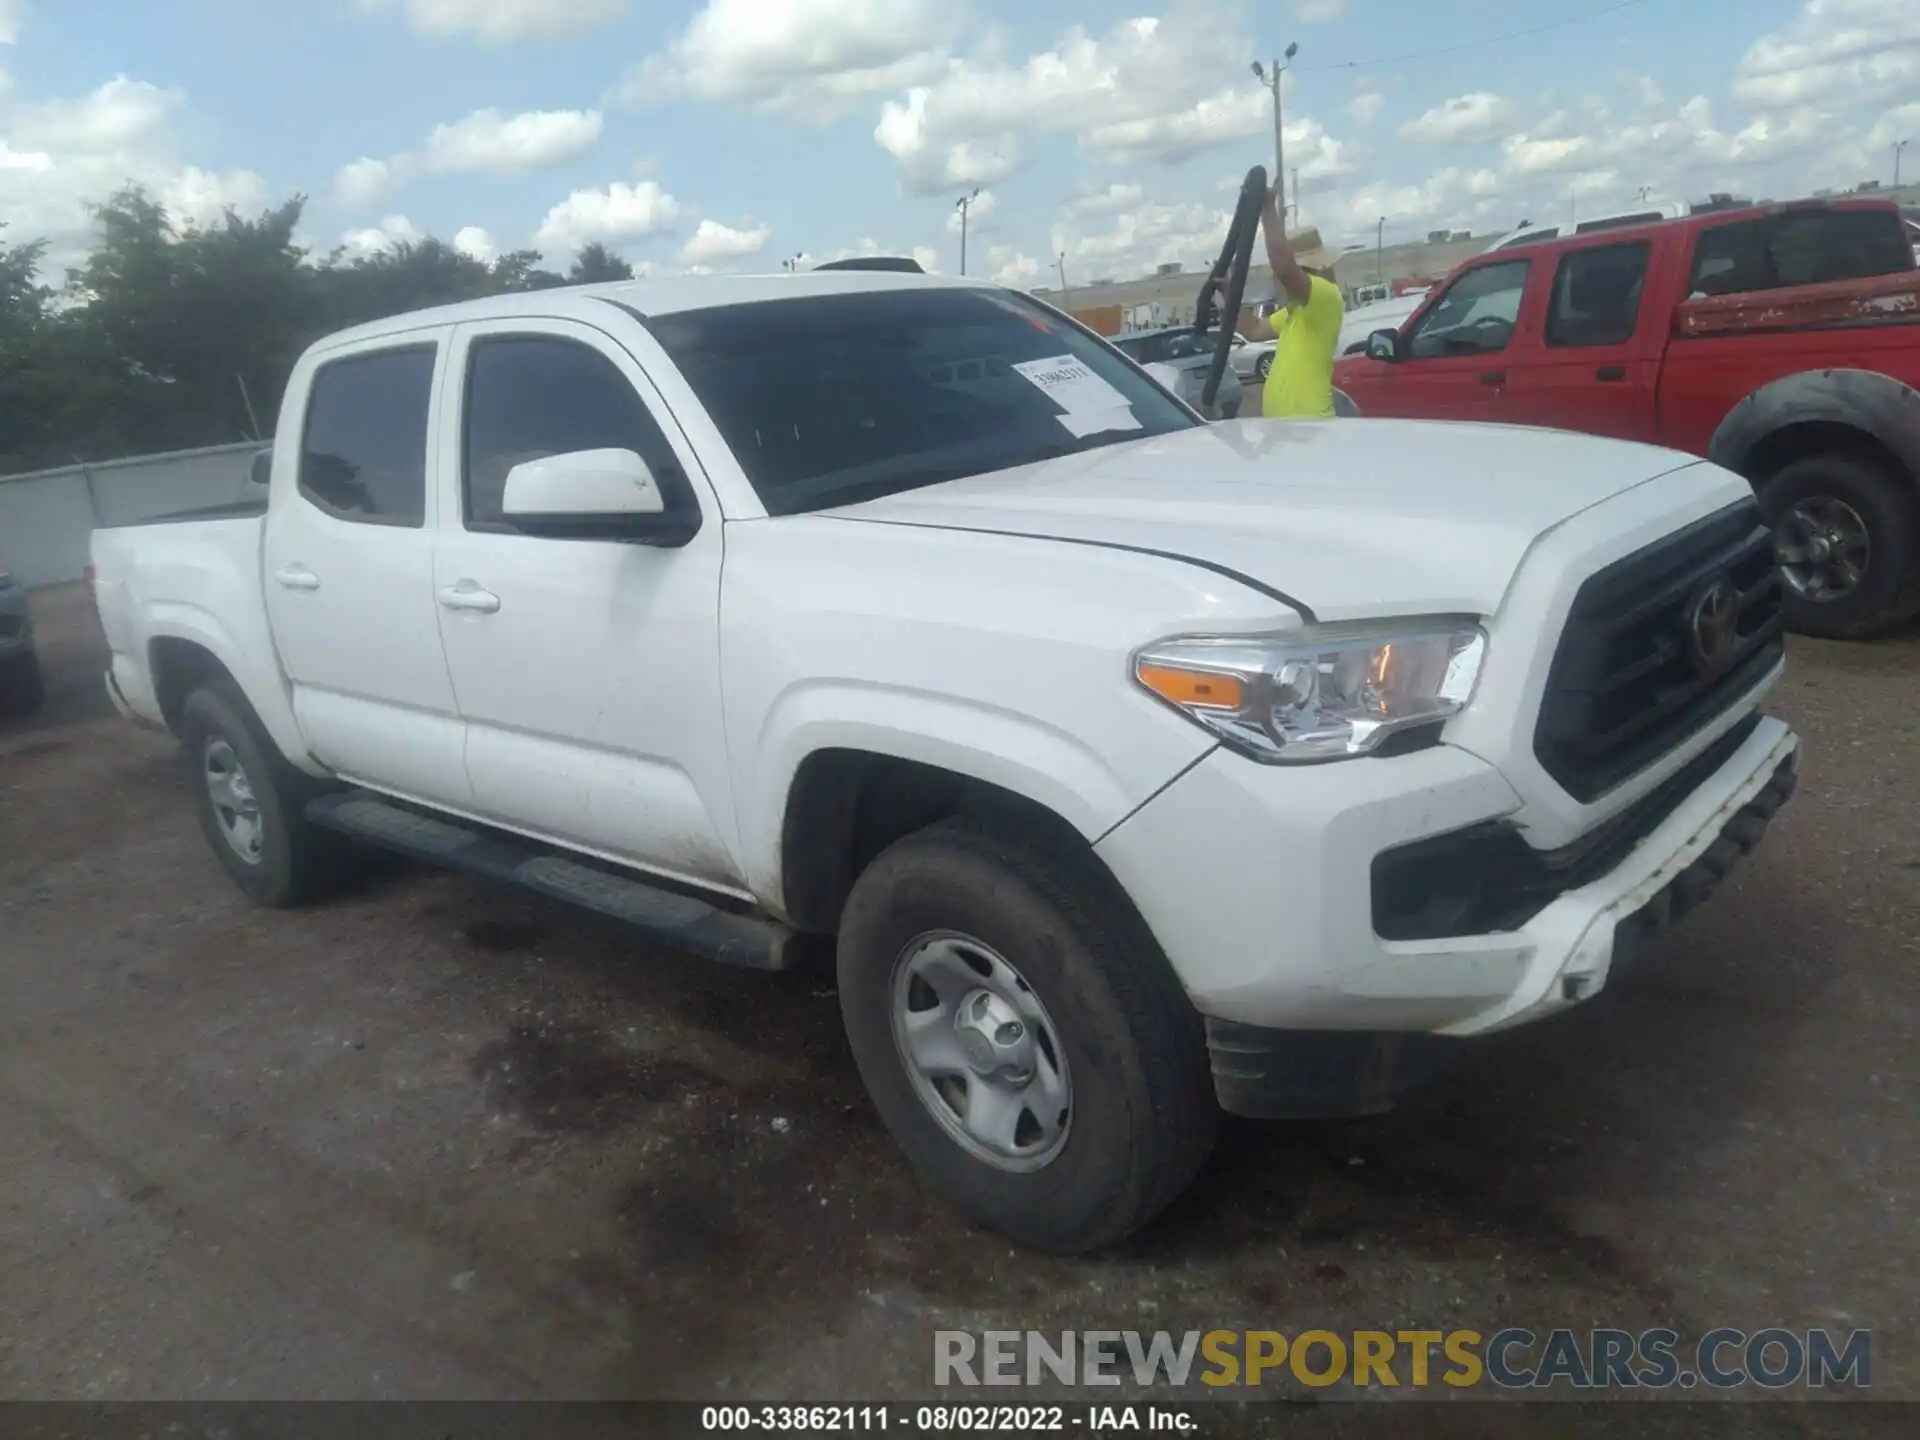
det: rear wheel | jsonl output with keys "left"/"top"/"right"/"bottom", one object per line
{"left": 837, "top": 816, "right": 1218, "bottom": 1253}
{"left": 1256, "top": 352, "right": 1274, "bottom": 380}
{"left": 0, "top": 650, "right": 43, "bottom": 717}
{"left": 178, "top": 680, "right": 353, "bottom": 907}
{"left": 1761, "top": 454, "right": 1919, "bottom": 639}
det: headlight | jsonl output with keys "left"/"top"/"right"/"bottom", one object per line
{"left": 1133, "top": 620, "right": 1486, "bottom": 763}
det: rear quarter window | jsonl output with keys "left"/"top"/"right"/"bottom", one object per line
{"left": 1689, "top": 209, "right": 1912, "bottom": 297}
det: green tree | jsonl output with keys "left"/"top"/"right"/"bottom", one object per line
{"left": 568, "top": 242, "right": 634, "bottom": 283}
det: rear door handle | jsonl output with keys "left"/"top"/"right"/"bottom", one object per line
{"left": 273, "top": 565, "right": 320, "bottom": 592}
{"left": 1479, "top": 370, "right": 1506, "bottom": 386}
{"left": 438, "top": 582, "right": 501, "bottom": 615}
{"left": 1596, "top": 364, "right": 1627, "bottom": 381}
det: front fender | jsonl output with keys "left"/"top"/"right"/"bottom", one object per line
{"left": 738, "top": 680, "right": 1209, "bottom": 904}
{"left": 1708, "top": 368, "right": 1920, "bottom": 481}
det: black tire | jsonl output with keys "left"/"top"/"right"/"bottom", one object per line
{"left": 177, "top": 679, "right": 350, "bottom": 907}
{"left": 1760, "top": 454, "right": 1919, "bottom": 639}
{"left": 0, "top": 650, "right": 44, "bottom": 717}
{"left": 837, "top": 816, "right": 1218, "bottom": 1253}
{"left": 1255, "top": 352, "right": 1273, "bottom": 380}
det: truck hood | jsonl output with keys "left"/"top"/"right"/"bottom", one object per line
{"left": 830, "top": 418, "right": 1704, "bottom": 621}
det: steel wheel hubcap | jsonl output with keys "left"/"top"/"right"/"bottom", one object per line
{"left": 1775, "top": 497, "right": 1870, "bottom": 602}
{"left": 890, "top": 931, "right": 1072, "bottom": 1172}
{"left": 203, "top": 737, "right": 264, "bottom": 865}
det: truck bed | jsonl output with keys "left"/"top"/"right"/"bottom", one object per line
{"left": 94, "top": 497, "right": 268, "bottom": 529}
{"left": 1675, "top": 270, "right": 1920, "bottom": 339}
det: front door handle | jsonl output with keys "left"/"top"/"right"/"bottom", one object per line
{"left": 274, "top": 565, "right": 320, "bottom": 592}
{"left": 438, "top": 583, "right": 501, "bottom": 615}
{"left": 1596, "top": 364, "right": 1628, "bottom": 381}
{"left": 1479, "top": 370, "right": 1507, "bottom": 386}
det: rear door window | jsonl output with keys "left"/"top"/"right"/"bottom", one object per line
{"left": 299, "top": 346, "right": 436, "bottom": 526}
{"left": 1546, "top": 241, "right": 1651, "bottom": 348}
{"left": 1689, "top": 209, "right": 1911, "bottom": 297}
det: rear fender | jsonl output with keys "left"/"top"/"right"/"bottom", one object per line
{"left": 143, "top": 601, "right": 326, "bottom": 777}
{"left": 1708, "top": 368, "right": 1920, "bottom": 483}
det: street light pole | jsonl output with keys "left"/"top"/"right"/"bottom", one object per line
{"left": 1896, "top": 139, "right": 1910, "bottom": 191}
{"left": 1056, "top": 252, "right": 1068, "bottom": 297}
{"left": 955, "top": 188, "right": 982, "bottom": 276}
{"left": 1375, "top": 216, "right": 1385, "bottom": 287}
{"left": 1251, "top": 43, "right": 1299, "bottom": 224}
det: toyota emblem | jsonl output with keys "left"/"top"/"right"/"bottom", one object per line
{"left": 1686, "top": 577, "right": 1739, "bottom": 675}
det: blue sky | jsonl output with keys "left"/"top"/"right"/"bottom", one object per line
{"left": 2, "top": 0, "right": 1915, "bottom": 286}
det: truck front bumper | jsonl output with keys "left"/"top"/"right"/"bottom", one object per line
{"left": 1094, "top": 714, "right": 1799, "bottom": 1114}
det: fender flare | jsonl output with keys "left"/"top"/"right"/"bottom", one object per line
{"left": 143, "top": 602, "right": 326, "bottom": 778}
{"left": 1707, "top": 368, "right": 1920, "bottom": 484}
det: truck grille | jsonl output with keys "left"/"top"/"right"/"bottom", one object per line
{"left": 1535, "top": 500, "right": 1783, "bottom": 803}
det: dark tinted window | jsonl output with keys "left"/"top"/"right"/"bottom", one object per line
{"left": 299, "top": 347, "right": 435, "bottom": 525}
{"left": 1689, "top": 208, "right": 1912, "bottom": 297}
{"left": 1406, "top": 260, "right": 1530, "bottom": 358}
{"left": 1546, "top": 242, "right": 1650, "bottom": 348}
{"left": 462, "top": 336, "right": 681, "bottom": 529}
{"left": 648, "top": 288, "right": 1196, "bottom": 516}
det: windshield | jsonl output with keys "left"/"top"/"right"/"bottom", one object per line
{"left": 648, "top": 287, "right": 1198, "bottom": 515}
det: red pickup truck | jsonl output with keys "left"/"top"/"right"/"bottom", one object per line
{"left": 1334, "top": 198, "right": 1920, "bottom": 637}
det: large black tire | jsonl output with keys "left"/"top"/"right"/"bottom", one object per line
{"left": 0, "top": 650, "right": 44, "bottom": 717}
{"left": 837, "top": 816, "right": 1218, "bottom": 1253}
{"left": 1760, "top": 454, "right": 1919, "bottom": 639}
{"left": 177, "top": 679, "right": 352, "bottom": 907}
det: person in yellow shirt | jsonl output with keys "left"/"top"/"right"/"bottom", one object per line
{"left": 1253, "top": 185, "right": 1344, "bottom": 419}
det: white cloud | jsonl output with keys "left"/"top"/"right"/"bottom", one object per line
{"left": 1295, "top": 0, "right": 1346, "bottom": 20}
{"left": 534, "top": 179, "right": 682, "bottom": 255}
{"left": 423, "top": 107, "right": 603, "bottom": 171}
{"left": 453, "top": 225, "right": 497, "bottom": 263}
{"left": 872, "top": 4, "right": 1357, "bottom": 193}
{"left": 679, "top": 217, "right": 771, "bottom": 267}
{"left": 0, "top": 75, "right": 271, "bottom": 277}
{"left": 0, "top": 0, "right": 22, "bottom": 45}
{"left": 333, "top": 156, "right": 399, "bottom": 207}
{"left": 1075, "top": 182, "right": 1143, "bottom": 213}
{"left": 946, "top": 188, "right": 998, "bottom": 232}
{"left": 338, "top": 214, "right": 422, "bottom": 260}
{"left": 355, "top": 0, "right": 628, "bottom": 44}
{"left": 1049, "top": 196, "right": 1235, "bottom": 282}
{"left": 1400, "top": 93, "right": 1516, "bottom": 146}
{"left": 159, "top": 167, "right": 272, "bottom": 229}
{"left": 332, "top": 107, "right": 604, "bottom": 210}
{"left": 617, "top": 0, "right": 956, "bottom": 117}
{"left": 1347, "top": 90, "right": 1384, "bottom": 126}
{"left": 912, "top": 244, "right": 941, "bottom": 273}
{"left": 1733, "top": 0, "right": 1920, "bottom": 111}
{"left": 988, "top": 245, "right": 1042, "bottom": 287}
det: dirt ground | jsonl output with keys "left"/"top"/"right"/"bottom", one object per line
{"left": 0, "top": 581, "right": 1914, "bottom": 1427}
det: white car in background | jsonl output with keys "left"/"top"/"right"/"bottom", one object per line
{"left": 1338, "top": 291, "right": 1429, "bottom": 358}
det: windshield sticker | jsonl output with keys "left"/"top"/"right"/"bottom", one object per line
{"left": 1012, "top": 355, "right": 1144, "bottom": 438}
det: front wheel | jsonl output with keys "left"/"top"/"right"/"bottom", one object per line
{"left": 837, "top": 817, "right": 1218, "bottom": 1253}
{"left": 1255, "top": 352, "right": 1274, "bottom": 380}
{"left": 1762, "top": 454, "right": 1919, "bottom": 639}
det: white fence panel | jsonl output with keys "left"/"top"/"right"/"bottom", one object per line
{"left": 0, "top": 441, "right": 267, "bottom": 588}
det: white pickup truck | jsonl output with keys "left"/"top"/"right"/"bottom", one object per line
{"left": 91, "top": 268, "right": 1799, "bottom": 1252}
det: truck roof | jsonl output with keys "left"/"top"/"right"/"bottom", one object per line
{"left": 1477, "top": 195, "right": 1908, "bottom": 256}
{"left": 311, "top": 268, "right": 994, "bottom": 353}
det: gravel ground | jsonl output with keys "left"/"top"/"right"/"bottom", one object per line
{"left": 0, "top": 581, "right": 1914, "bottom": 1429}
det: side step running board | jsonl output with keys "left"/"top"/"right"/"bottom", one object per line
{"left": 306, "top": 791, "right": 799, "bottom": 971}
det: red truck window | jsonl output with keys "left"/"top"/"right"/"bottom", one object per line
{"left": 1405, "top": 259, "right": 1530, "bottom": 358}
{"left": 1545, "top": 242, "right": 1651, "bottom": 348}
{"left": 1689, "top": 208, "right": 1911, "bottom": 298}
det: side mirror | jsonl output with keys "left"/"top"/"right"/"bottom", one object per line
{"left": 249, "top": 449, "right": 272, "bottom": 486}
{"left": 502, "top": 448, "right": 693, "bottom": 545}
{"left": 1365, "top": 329, "right": 1402, "bottom": 363}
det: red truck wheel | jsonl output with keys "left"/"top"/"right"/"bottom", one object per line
{"left": 1762, "top": 454, "right": 1919, "bottom": 639}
